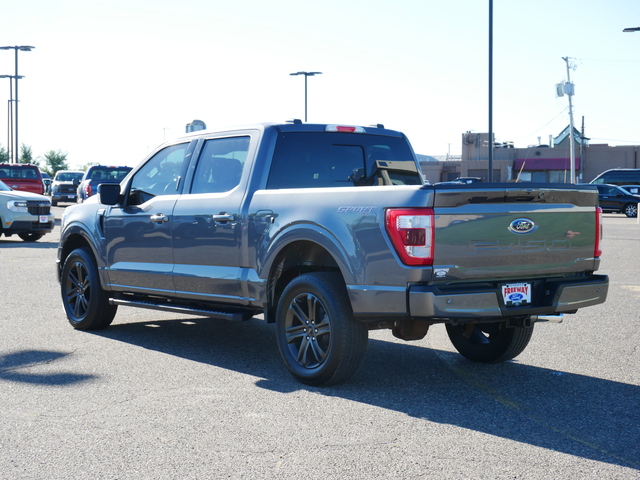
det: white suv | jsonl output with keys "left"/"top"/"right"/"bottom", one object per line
{"left": 0, "top": 179, "right": 55, "bottom": 242}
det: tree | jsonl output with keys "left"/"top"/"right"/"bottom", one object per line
{"left": 19, "top": 144, "right": 34, "bottom": 164}
{"left": 0, "top": 145, "right": 8, "bottom": 163}
{"left": 42, "top": 150, "right": 69, "bottom": 176}
{"left": 79, "top": 162, "right": 99, "bottom": 172}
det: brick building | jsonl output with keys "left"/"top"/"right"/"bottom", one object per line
{"left": 419, "top": 126, "right": 640, "bottom": 184}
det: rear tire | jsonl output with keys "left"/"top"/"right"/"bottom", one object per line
{"left": 445, "top": 321, "right": 533, "bottom": 363}
{"left": 275, "top": 272, "right": 368, "bottom": 386}
{"left": 61, "top": 247, "right": 117, "bottom": 330}
{"left": 623, "top": 203, "right": 638, "bottom": 217}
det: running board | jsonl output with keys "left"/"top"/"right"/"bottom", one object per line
{"left": 109, "top": 298, "right": 255, "bottom": 321}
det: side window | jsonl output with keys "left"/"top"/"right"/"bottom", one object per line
{"left": 129, "top": 143, "right": 189, "bottom": 204}
{"left": 191, "top": 136, "right": 249, "bottom": 194}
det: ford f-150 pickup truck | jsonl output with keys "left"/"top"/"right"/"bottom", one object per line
{"left": 57, "top": 121, "right": 609, "bottom": 385}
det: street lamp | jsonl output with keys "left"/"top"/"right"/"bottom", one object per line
{"left": 289, "top": 71, "right": 322, "bottom": 122}
{"left": 0, "top": 74, "right": 23, "bottom": 163}
{"left": 0, "top": 45, "right": 35, "bottom": 163}
{"left": 623, "top": 27, "right": 640, "bottom": 32}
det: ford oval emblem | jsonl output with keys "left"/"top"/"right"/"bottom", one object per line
{"left": 508, "top": 218, "right": 537, "bottom": 234}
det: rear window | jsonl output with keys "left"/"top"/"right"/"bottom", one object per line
{"left": 266, "top": 132, "right": 422, "bottom": 189}
{"left": 89, "top": 167, "right": 131, "bottom": 181}
{"left": 55, "top": 172, "right": 84, "bottom": 182}
{"left": 0, "top": 165, "right": 41, "bottom": 180}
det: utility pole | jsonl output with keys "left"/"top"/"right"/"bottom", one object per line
{"left": 561, "top": 56, "right": 576, "bottom": 183}
{"left": 488, "top": 0, "right": 494, "bottom": 182}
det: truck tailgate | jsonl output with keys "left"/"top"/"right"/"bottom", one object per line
{"left": 431, "top": 184, "right": 600, "bottom": 281}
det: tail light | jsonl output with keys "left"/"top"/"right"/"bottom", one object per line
{"left": 85, "top": 184, "right": 92, "bottom": 197}
{"left": 385, "top": 208, "right": 434, "bottom": 266}
{"left": 595, "top": 207, "right": 602, "bottom": 258}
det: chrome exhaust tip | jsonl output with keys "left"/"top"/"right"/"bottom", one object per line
{"left": 532, "top": 314, "right": 564, "bottom": 324}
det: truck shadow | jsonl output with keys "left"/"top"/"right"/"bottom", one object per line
{"left": 0, "top": 350, "right": 95, "bottom": 385}
{"left": 0, "top": 239, "right": 58, "bottom": 248}
{"left": 91, "top": 315, "right": 639, "bottom": 471}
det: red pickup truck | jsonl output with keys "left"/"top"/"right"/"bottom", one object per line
{"left": 0, "top": 163, "right": 45, "bottom": 195}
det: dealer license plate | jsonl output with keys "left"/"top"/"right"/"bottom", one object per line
{"left": 39, "top": 215, "right": 48, "bottom": 223}
{"left": 502, "top": 283, "right": 531, "bottom": 306}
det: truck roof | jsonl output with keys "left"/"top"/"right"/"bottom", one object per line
{"left": 172, "top": 121, "right": 406, "bottom": 142}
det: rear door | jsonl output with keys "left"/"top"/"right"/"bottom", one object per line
{"left": 172, "top": 134, "right": 254, "bottom": 304}
{"left": 103, "top": 142, "right": 193, "bottom": 294}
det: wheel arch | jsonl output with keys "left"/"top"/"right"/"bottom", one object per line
{"left": 57, "top": 226, "right": 104, "bottom": 284}
{"left": 261, "top": 225, "right": 355, "bottom": 323}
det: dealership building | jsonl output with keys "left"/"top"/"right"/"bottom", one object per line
{"left": 419, "top": 126, "right": 640, "bottom": 184}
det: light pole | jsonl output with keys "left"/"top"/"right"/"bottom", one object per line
{"left": 0, "top": 74, "right": 23, "bottom": 163}
{"left": 488, "top": 0, "right": 494, "bottom": 182}
{"left": 289, "top": 71, "right": 322, "bottom": 122}
{"left": 0, "top": 45, "right": 34, "bottom": 163}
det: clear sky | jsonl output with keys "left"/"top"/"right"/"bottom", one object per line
{"left": 1, "top": 0, "right": 640, "bottom": 169}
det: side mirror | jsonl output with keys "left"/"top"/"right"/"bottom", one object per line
{"left": 98, "top": 183, "right": 121, "bottom": 205}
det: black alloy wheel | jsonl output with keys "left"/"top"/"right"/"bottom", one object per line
{"left": 275, "top": 272, "right": 368, "bottom": 386}
{"left": 61, "top": 247, "right": 117, "bottom": 330}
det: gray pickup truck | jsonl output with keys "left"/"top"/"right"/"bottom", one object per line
{"left": 57, "top": 122, "right": 608, "bottom": 385}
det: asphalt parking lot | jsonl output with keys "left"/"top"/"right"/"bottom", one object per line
{"left": 1, "top": 207, "right": 639, "bottom": 479}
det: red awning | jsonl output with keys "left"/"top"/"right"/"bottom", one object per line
{"left": 514, "top": 158, "right": 580, "bottom": 171}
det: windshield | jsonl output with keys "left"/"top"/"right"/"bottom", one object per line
{"left": 0, "top": 179, "right": 11, "bottom": 191}
{"left": 90, "top": 167, "right": 131, "bottom": 181}
{"left": 0, "top": 166, "right": 40, "bottom": 179}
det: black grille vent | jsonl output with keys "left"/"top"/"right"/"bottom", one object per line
{"left": 26, "top": 200, "right": 51, "bottom": 216}
{"left": 58, "top": 185, "right": 76, "bottom": 193}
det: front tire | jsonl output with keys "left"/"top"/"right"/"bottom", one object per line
{"left": 275, "top": 272, "right": 368, "bottom": 386}
{"left": 445, "top": 321, "right": 533, "bottom": 363}
{"left": 18, "top": 232, "right": 43, "bottom": 242}
{"left": 61, "top": 247, "right": 117, "bottom": 330}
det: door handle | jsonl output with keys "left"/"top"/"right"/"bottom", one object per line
{"left": 211, "top": 213, "right": 235, "bottom": 223}
{"left": 150, "top": 213, "right": 169, "bottom": 223}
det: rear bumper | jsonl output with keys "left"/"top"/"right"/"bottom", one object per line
{"left": 348, "top": 274, "right": 608, "bottom": 321}
{"left": 408, "top": 274, "right": 609, "bottom": 319}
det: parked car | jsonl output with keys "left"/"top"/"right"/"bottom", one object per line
{"left": 587, "top": 183, "right": 640, "bottom": 217}
{"left": 590, "top": 168, "right": 640, "bottom": 187}
{"left": 0, "top": 178, "right": 54, "bottom": 241}
{"left": 0, "top": 163, "right": 45, "bottom": 195}
{"left": 621, "top": 185, "right": 640, "bottom": 195}
{"left": 51, "top": 170, "right": 84, "bottom": 206}
{"left": 77, "top": 165, "right": 132, "bottom": 202}
{"left": 435, "top": 176, "right": 482, "bottom": 185}
{"left": 41, "top": 172, "right": 52, "bottom": 195}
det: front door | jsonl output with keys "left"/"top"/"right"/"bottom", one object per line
{"left": 103, "top": 142, "right": 192, "bottom": 294}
